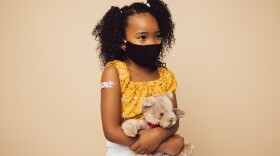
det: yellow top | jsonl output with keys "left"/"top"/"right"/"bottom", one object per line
{"left": 103, "top": 60, "right": 177, "bottom": 122}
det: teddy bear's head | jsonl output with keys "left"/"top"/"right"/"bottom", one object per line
{"left": 141, "top": 92, "right": 185, "bottom": 128}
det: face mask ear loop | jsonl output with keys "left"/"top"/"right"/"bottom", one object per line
{"left": 122, "top": 39, "right": 127, "bottom": 51}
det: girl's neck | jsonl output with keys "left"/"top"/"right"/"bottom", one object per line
{"left": 124, "top": 58, "right": 160, "bottom": 82}
{"left": 124, "top": 59, "right": 154, "bottom": 73}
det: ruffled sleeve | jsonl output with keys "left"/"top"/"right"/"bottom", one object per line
{"left": 104, "top": 60, "right": 130, "bottom": 93}
{"left": 165, "top": 68, "right": 177, "bottom": 93}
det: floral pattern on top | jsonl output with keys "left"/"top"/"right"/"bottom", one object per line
{"left": 102, "top": 60, "right": 177, "bottom": 122}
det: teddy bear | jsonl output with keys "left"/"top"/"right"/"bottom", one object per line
{"left": 121, "top": 92, "right": 194, "bottom": 156}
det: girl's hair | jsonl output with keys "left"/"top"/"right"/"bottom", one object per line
{"left": 92, "top": 0, "right": 175, "bottom": 68}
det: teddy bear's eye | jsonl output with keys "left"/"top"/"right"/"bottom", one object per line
{"left": 160, "top": 112, "right": 164, "bottom": 116}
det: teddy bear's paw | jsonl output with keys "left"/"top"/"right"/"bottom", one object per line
{"left": 152, "top": 152, "right": 164, "bottom": 156}
{"left": 135, "top": 153, "right": 159, "bottom": 156}
{"left": 122, "top": 121, "right": 138, "bottom": 137}
{"left": 176, "top": 143, "right": 194, "bottom": 156}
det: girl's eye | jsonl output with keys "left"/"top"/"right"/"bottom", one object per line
{"left": 138, "top": 36, "right": 146, "bottom": 40}
{"left": 155, "top": 34, "right": 162, "bottom": 39}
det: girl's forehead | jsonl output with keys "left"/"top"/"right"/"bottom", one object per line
{"left": 126, "top": 13, "right": 160, "bottom": 33}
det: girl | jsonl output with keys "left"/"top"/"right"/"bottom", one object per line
{"left": 92, "top": 0, "right": 184, "bottom": 155}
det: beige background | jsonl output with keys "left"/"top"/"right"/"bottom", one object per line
{"left": 1, "top": 0, "right": 280, "bottom": 156}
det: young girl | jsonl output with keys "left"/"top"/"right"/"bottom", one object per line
{"left": 92, "top": 0, "right": 184, "bottom": 155}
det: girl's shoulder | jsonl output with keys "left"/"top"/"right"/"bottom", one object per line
{"left": 103, "top": 60, "right": 130, "bottom": 93}
{"left": 105, "top": 60, "right": 126, "bottom": 69}
{"left": 158, "top": 66, "right": 177, "bottom": 93}
{"left": 105, "top": 60, "right": 128, "bottom": 75}
{"left": 105, "top": 60, "right": 129, "bottom": 76}
{"left": 158, "top": 66, "right": 176, "bottom": 78}
{"left": 103, "top": 59, "right": 129, "bottom": 80}
{"left": 104, "top": 60, "right": 128, "bottom": 77}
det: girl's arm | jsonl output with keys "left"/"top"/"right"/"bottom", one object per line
{"left": 101, "top": 65, "right": 163, "bottom": 153}
{"left": 130, "top": 93, "right": 180, "bottom": 142}
{"left": 101, "top": 65, "right": 136, "bottom": 146}
{"left": 155, "top": 134, "right": 184, "bottom": 155}
{"left": 130, "top": 93, "right": 184, "bottom": 155}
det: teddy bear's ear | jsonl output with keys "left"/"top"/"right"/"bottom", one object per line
{"left": 165, "top": 91, "right": 173, "bottom": 99}
{"left": 142, "top": 97, "right": 156, "bottom": 107}
{"left": 173, "top": 108, "right": 185, "bottom": 118}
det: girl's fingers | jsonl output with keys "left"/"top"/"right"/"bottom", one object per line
{"left": 140, "top": 150, "right": 148, "bottom": 155}
{"left": 135, "top": 147, "right": 143, "bottom": 154}
{"left": 129, "top": 142, "right": 139, "bottom": 151}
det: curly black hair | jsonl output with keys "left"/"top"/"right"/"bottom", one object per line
{"left": 92, "top": 0, "right": 175, "bottom": 68}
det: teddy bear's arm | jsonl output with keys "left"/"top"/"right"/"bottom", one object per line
{"left": 122, "top": 119, "right": 148, "bottom": 137}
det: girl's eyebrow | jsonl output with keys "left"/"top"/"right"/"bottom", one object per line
{"left": 135, "top": 32, "right": 148, "bottom": 35}
{"left": 135, "top": 31, "right": 161, "bottom": 35}
{"left": 155, "top": 30, "right": 161, "bottom": 34}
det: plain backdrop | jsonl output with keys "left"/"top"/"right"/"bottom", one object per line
{"left": 1, "top": 0, "right": 280, "bottom": 156}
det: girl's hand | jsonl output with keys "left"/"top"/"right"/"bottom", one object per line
{"left": 155, "top": 134, "right": 184, "bottom": 155}
{"left": 129, "top": 128, "right": 163, "bottom": 155}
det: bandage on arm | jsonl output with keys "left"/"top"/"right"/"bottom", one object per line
{"left": 101, "top": 81, "right": 115, "bottom": 89}
{"left": 100, "top": 65, "right": 136, "bottom": 146}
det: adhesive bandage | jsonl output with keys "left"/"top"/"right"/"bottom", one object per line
{"left": 101, "top": 81, "right": 115, "bottom": 89}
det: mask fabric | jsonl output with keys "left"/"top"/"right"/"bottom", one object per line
{"left": 125, "top": 41, "right": 162, "bottom": 71}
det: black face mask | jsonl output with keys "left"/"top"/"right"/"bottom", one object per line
{"left": 124, "top": 40, "right": 162, "bottom": 71}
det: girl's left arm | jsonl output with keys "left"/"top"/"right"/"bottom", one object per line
{"left": 130, "top": 92, "right": 181, "bottom": 153}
